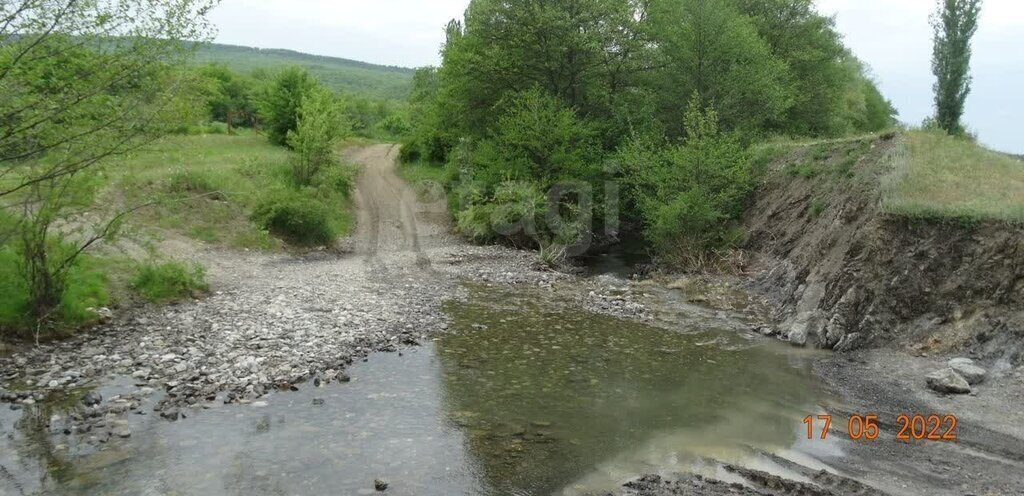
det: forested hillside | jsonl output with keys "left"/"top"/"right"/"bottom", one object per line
{"left": 402, "top": 0, "right": 898, "bottom": 266}
{"left": 195, "top": 43, "right": 414, "bottom": 100}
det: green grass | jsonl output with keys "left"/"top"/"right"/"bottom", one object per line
{"left": 195, "top": 43, "right": 414, "bottom": 100}
{"left": 131, "top": 260, "right": 209, "bottom": 303}
{"left": 882, "top": 130, "right": 1024, "bottom": 223}
{"left": 0, "top": 245, "right": 111, "bottom": 335}
{"left": 787, "top": 162, "right": 820, "bottom": 179}
{"left": 113, "top": 131, "right": 355, "bottom": 249}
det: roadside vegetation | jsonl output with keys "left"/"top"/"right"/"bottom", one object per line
{"left": 0, "top": 1, "right": 385, "bottom": 340}
{"left": 400, "top": 0, "right": 899, "bottom": 267}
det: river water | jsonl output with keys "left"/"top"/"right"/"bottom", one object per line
{"left": 0, "top": 285, "right": 841, "bottom": 496}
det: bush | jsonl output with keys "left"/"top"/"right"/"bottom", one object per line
{"left": 165, "top": 169, "right": 227, "bottom": 199}
{"left": 259, "top": 67, "right": 318, "bottom": 147}
{"left": 647, "top": 189, "right": 742, "bottom": 257}
{"left": 252, "top": 192, "right": 338, "bottom": 247}
{"left": 620, "top": 99, "right": 754, "bottom": 263}
{"left": 131, "top": 260, "right": 208, "bottom": 303}
{"left": 287, "top": 86, "right": 348, "bottom": 186}
{"left": 314, "top": 164, "right": 356, "bottom": 196}
{"left": 0, "top": 244, "right": 110, "bottom": 336}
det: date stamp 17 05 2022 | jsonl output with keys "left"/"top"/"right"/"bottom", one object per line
{"left": 803, "top": 414, "right": 958, "bottom": 441}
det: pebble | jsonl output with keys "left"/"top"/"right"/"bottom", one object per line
{"left": 0, "top": 244, "right": 646, "bottom": 445}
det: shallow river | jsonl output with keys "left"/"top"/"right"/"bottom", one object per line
{"left": 0, "top": 286, "right": 842, "bottom": 495}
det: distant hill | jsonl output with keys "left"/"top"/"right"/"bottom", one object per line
{"left": 195, "top": 43, "right": 415, "bottom": 100}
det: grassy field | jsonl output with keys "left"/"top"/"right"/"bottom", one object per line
{"left": 1, "top": 131, "right": 357, "bottom": 336}
{"left": 882, "top": 130, "right": 1024, "bottom": 223}
{"left": 113, "top": 131, "right": 355, "bottom": 249}
{"left": 195, "top": 43, "right": 414, "bottom": 100}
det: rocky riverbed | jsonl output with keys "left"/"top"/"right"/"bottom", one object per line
{"left": 0, "top": 145, "right": 651, "bottom": 448}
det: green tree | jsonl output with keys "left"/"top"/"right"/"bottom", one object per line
{"left": 0, "top": 1, "right": 216, "bottom": 333}
{"left": 931, "top": 0, "right": 982, "bottom": 136}
{"left": 287, "top": 86, "right": 349, "bottom": 186}
{"left": 620, "top": 97, "right": 753, "bottom": 259}
{"left": 451, "top": 89, "right": 601, "bottom": 250}
{"left": 258, "top": 66, "right": 317, "bottom": 146}
{"left": 648, "top": 0, "right": 793, "bottom": 137}
{"left": 198, "top": 63, "right": 258, "bottom": 127}
{"left": 438, "top": 0, "right": 650, "bottom": 138}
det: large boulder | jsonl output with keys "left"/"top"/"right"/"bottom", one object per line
{"left": 926, "top": 368, "right": 971, "bottom": 394}
{"left": 949, "top": 358, "right": 987, "bottom": 385}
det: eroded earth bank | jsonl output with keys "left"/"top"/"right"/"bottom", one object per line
{"left": 1, "top": 144, "right": 1023, "bottom": 496}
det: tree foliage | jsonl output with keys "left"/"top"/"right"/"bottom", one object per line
{"left": 620, "top": 98, "right": 754, "bottom": 257}
{"left": 931, "top": 0, "right": 982, "bottom": 136}
{"left": 287, "top": 86, "right": 348, "bottom": 186}
{"left": 198, "top": 63, "right": 258, "bottom": 127}
{"left": 258, "top": 66, "right": 317, "bottom": 146}
{"left": 0, "top": 0, "right": 217, "bottom": 332}
{"left": 403, "top": 0, "right": 900, "bottom": 263}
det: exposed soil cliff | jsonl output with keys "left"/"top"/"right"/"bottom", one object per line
{"left": 743, "top": 135, "right": 1024, "bottom": 364}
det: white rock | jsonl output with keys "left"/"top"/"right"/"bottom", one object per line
{"left": 926, "top": 368, "right": 971, "bottom": 394}
{"left": 949, "top": 358, "right": 987, "bottom": 385}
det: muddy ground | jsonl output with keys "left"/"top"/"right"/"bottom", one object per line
{"left": 2, "top": 145, "right": 1023, "bottom": 495}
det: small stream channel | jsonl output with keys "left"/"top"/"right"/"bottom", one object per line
{"left": 1, "top": 284, "right": 843, "bottom": 496}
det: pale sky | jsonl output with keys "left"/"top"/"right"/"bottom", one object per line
{"left": 210, "top": 0, "right": 1024, "bottom": 153}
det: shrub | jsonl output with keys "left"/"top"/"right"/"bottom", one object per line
{"left": 1, "top": 244, "right": 109, "bottom": 336}
{"left": 647, "top": 189, "right": 742, "bottom": 258}
{"left": 287, "top": 86, "right": 349, "bottom": 186}
{"left": 252, "top": 192, "right": 338, "bottom": 247}
{"left": 258, "top": 67, "right": 318, "bottom": 147}
{"left": 131, "top": 260, "right": 208, "bottom": 303}
{"left": 314, "top": 164, "right": 356, "bottom": 196}
{"left": 165, "top": 169, "right": 226, "bottom": 199}
{"left": 620, "top": 99, "right": 754, "bottom": 264}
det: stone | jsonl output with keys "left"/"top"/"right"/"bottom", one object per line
{"left": 160, "top": 408, "right": 180, "bottom": 421}
{"left": 949, "top": 358, "right": 987, "bottom": 385}
{"left": 374, "top": 479, "right": 389, "bottom": 491}
{"left": 926, "top": 368, "right": 971, "bottom": 394}
{"left": 312, "top": 398, "right": 325, "bottom": 406}
{"left": 787, "top": 326, "right": 808, "bottom": 347}
{"left": 81, "top": 391, "right": 103, "bottom": 407}
{"left": 833, "top": 333, "right": 862, "bottom": 353}
{"left": 112, "top": 425, "right": 132, "bottom": 438}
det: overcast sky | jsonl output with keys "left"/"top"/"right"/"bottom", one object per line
{"left": 209, "top": 0, "right": 1024, "bottom": 153}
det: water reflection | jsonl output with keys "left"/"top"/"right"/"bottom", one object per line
{"left": 436, "top": 287, "right": 831, "bottom": 495}
{"left": 1, "top": 285, "right": 833, "bottom": 495}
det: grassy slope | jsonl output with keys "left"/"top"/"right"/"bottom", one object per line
{"left": 113, "top": 131, "right": 354, "bottom": 250}
{"left": 195, "top": 43, "right": 414, "bottom": 100}
{"left": 882, "top": 131, "right": 1024, "bottom": 222}
{"left": 758, "top": 130, "right": 1024, "bottom": 224}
